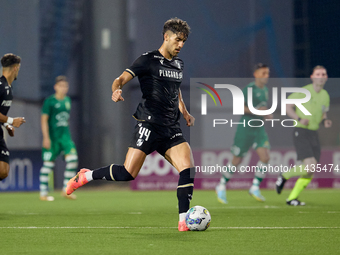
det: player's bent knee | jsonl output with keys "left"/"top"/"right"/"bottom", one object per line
{"left": 260, "top": 157, "right": 270, "bottom": 164}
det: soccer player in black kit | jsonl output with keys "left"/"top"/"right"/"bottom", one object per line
{"left": 0, "top": 53, "right": 26, "bottom": 180}
{"left": 67, "top": 18, "right": 195, "bottom": 231}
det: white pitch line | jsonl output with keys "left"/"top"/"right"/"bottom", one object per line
{"left": 0, "top": 226, "right": 339, "bottom": 230}
{"left": 208, "top": 206, "right": 280, "bottom": 209}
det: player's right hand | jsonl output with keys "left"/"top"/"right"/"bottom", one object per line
{"left": 112, "top": 89, "right": 124, "bottom": 102}
{"left": 43, "top": 138, "right": 51, "bottom": 150}
{"left": 300, "top": 119, "right": 309, "bottom": 126}
{"left": 13, "top": 117, "right": 26, "bottom": 128}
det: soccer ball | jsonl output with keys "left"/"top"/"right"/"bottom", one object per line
{"left": 185, "top": 205, "right": 211, "bottom": 231}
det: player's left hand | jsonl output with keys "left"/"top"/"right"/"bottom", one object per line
{"left": 185, "top": 114, "right": 195, "bottom": 127}
{"left": 6, "top": 125, "right": 14, "bottom": 137}
{"left": 324, "top": 119, "right": 332, "bottom": 128}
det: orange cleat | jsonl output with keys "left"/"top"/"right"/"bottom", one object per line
{"left": 178, "top": 220, "right": 190, "bottom": 232}
{"left": 66, "top": 169, "right": 90, "bottom": 195}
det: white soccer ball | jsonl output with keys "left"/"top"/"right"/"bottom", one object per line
{"left": 185, "top": 205, "right": 211, "bottom": 231}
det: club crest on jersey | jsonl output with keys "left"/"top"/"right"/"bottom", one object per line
{"left": 65, "top": 101, "right": 71, "bottom": 110}
{"left": 175, "top": 60, "right": 181, "bottom": 69}
{"left": 160, "top": 59, "right": 164, "bottom": 65}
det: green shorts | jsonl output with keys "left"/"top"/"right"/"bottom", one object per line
{"left": 231, "top": 126, "right": 270, "bottom": 157}
{"left": 42, "top": 138, "right": 77, "bottom": 162}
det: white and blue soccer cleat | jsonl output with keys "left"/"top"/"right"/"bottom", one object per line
{"left": 249, "top": 188, "right": 266, "bottom": 202}
{"left": 215, "top": 183, "right": 228, "bottom": 204}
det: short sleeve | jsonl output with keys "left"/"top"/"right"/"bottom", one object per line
{"left": 288, "top": 92, "right": 305, "bottom": 100}
{"left": 323, "top": 91, "right": 330, "bottom": 112}
{"left": 125, "top": 53, "right": 150, "bottom": 77}
{"left": 0, "top": 84, "right": 6, "bottom": 100}
{"left": 42, "top": 98, "right": 51, "bottom": 115}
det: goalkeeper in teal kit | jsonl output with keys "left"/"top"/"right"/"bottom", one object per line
{"left": 39, "top": 76, "right": 78, "bottom": 201}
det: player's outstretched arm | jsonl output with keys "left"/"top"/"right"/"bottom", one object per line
{"left": 111, "top": 71, "right": 134, "bottom": 102}
{"left": 0, "top": 112, "right": 25, "bottom": 128}
{"left": 178, "top": 89, "right": 195, "bottom": 126}
{"left": 41, "top": 114, "right": 51, "bottom": 149}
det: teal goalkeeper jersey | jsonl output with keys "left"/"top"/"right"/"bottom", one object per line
{"left": 41, "top": 95, "right": 72, "bottom": 140}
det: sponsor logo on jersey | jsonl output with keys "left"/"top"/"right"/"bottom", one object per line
{"left": 1, "top": 100, "right": 12, "bottom": 107}
{"left": 159, "top": 69, "right": 183, "bottom": 80}
{"left": 55, "top": 112, "right": 69, "bottom": 127}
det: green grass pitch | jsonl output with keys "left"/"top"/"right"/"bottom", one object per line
{"left": 1, "top": 188, "right": 339, "bottom": 255}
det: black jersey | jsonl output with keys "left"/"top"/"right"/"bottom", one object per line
{"left": 126, "top": 50, "right": 184, "bottom": 127}
{"left": 0, "top": 76, "right": 13, "bottom": 139}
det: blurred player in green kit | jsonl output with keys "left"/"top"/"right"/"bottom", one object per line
{"left": 216, "top": 63, "right": 273, "bottom": 203}
{"left": 39, "top": 76, "right": 78, "bottom": 201}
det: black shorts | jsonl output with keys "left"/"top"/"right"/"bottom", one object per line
{"left": 129, "top": 122, "right": 187, "bottom": 156}
{"left": 293, "top": 127, "right": 321, "bottom": 162}
{"left": 0, "top": 138, "right": 9, "bottom": 163}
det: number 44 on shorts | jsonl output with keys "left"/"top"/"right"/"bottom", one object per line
{"left": 138, "top": 126, "right": 151, "bottom": 141}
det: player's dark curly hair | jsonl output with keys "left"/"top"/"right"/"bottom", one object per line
{"left": 162, "top": 17, "right": 191, "bottom": 39}
{"left": 1, "top": 53, "right": 21, "bottom": 68}
{"left": 253, "top": 63, "right": 269, "bottom": 72}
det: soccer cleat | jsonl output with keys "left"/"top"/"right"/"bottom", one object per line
{"left": 178, "top": 220, "right": 190, "bottom": 231}
{"left": 215, "top": 183, "right": 228, "bottom": 204}
{"left": 40, "top": 196, "right": 54, "bottom": 201}
{"left": 286, "top": 199, "right": 305, "bottom": 206}
{"left": 249, "top": 188, "right": 266, "bottom": 202}
{"left": 276, "top": 173, "right": 287, "bottom": 194}
{"left": 66, "top": 169, "right": 90, "bottom": 195}
{"left": 61, "top": 191, "right": 77, "bottom": 200}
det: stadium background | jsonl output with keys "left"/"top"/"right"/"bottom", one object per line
{"left": 0, "top": 0, "right": 339, "bottom": 191}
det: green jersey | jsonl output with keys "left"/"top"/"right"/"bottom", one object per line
{"left": 242, "top": 81, "right": 269, "bottom": 122}
{"left": 288, "top": 84, "right": 330, "bottom": 131}
{"left": 42, "top": 95, "right": 72, "bottom": 140}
